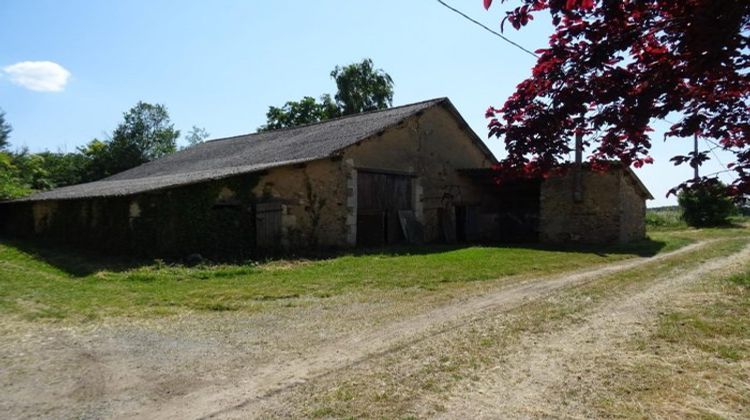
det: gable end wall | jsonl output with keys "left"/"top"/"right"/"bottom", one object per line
{"left": 539, "top": 170, "right": 624, "bottom": 244}
{"left": 341, "top": 105, "right": 495, "bottom": 243}
{"left": 618, "top": 173, "right": 647, "bottom": 242}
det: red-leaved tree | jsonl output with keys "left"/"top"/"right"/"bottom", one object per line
{"left": 482, "top": 0, "right": 749, "bottom": 197}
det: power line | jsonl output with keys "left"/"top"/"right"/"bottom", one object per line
{"left": 703, "top": 137, "right": 732, "bottom": 176}
{"left": 436, "top": 0, "right": 739, "bottom": 183}
{"left": 435, "top": 0, "right": 540, "bottom": 59}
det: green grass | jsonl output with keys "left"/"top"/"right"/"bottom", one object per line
{"left": 662, "top": 266, "right": 750, "bottom": 363}
{"left": 594, "top": 263, "right": 750, "bottom": 418}
{"left": 727, "top": 270, "right": 750, "bottom": 288}
{"left": 646, "top": 206, "right": 750, "bottom": 232}
{"left": 0, "top": 230, "right": 694, "bottom": 322}
{"left": 290, "top": 231, "right": 749, "bottom": 419}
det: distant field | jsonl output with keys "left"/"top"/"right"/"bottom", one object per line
{"left": 645, "top": 207, "right": 687, "bottom": 230}
{"left": 645, "top": 206, "right": 749, "bottom": 230}
{"left": 0, "top": 229, "right": 700, "bottom": 322}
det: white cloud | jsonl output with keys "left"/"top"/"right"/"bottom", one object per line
{"left": 3, "top": 61, "right": 71, "bottom": 92}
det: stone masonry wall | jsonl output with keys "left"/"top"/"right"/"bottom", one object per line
{"left": 618, "top": 172, "right": 647, "bottom": 242}
{"left": 250, "top": 159, "right": 349, "bottom": 249}
{"left": 342, "top": 105, "right": 495, "bottom": 243}
{"left": 539, "top": 169, "right": 623, "bottom": 244}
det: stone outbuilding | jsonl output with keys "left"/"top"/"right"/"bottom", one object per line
{"left": 538, "top": 164, "right": 654, "bottom": 244}
{"left": 0, "top": 98, "right": 652, "bottom": 259}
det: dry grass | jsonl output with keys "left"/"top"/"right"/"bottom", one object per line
{"left": 255, "top": 236, "right": 750, "bottom": 419}
{"left": 593, "top": 265, "right": 750, "bottom": 419}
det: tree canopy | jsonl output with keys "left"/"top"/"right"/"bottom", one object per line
{"left": 482, "top": 0, "right": 749, "bottom": 197}
{"left": 0, "top": 101, "right": 192, "bottom": 199}
{"left": 259, "top": 59, "right": 394, "bottom": 131}
{"left": 260, "top": 95, "right": 340, "bottom": 132}
{"left": 85, "top": 101, "right": 180, "bottom": 179}
{"left": 678, "top": 180, "right": 736, "bottom": 227}
{"left": 331, "top": 58, "right": 394, "bottom": 115}
{"left": 0, "top": 112, "right": 28, "bottom": 199}
{"left": 0, "top": 109, "right": 11, "bottom": 151}
{"left": 184, "top": 125, "right": 210, "bottom": 147}
{"left": 110, "top": 102, "right": 179, "bottom": 164}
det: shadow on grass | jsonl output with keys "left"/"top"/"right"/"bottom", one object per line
{"left": 0, "top": 237, "right": 150, "bottom": 277}
{"left": 710, "top": 220, "right": 748, "bottom": 229}
{"left": 346, "top": 237, "right": 668, "bottom": 259}
{"left": 1, "top": 234, "right": 669, "bottom": 278}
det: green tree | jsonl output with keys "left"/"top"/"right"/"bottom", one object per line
{"left": 0, "top": 109, "right": 11, "bottom": 151}
{"left": 0, "top": 149, "right": 91, "bottom": 197}
{"left": 259, "top": 59, "right": 394, "bottom": 131}
{"left": 0, "top": 102, "right": 183, "bottom": 198}
{"left": 678, "top": 181, "right": 736, "bottom": 227}
{"left": 76, "top": 138, "right": 116, "bottom": 182}
{"left": 184, "top": 125, "right": 210, "bottom": 147}
{"left": 81, "top": 102, "right": 180, "bottom": 180}
{"left": 259, "top": 95, "right": 340, "bottom": 132}
{"left": 331, "top": 58, "right": 394, "bottom": 115}
{"left": 109, "top": 101, "right": 179, "bottom": 164}
{"left": 0, "top": 153, "right": 31, "bottom": 200}
{"left": 35, "top": 151, "right": 89, "bottom": 188}
{"left": 10, "top": 148, "right": 50, "bottom": 190}
{"left": 0, "top": 114, "right": 32, "bottom": 199}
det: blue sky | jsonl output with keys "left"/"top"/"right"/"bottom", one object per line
{"left": 0, "top": 0, "right": 737, "bottom": 206}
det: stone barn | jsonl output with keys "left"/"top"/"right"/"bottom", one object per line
{"left": 0, "top": 98, "right": 652, "bottom": 259}
{"left": 538, "top": 164, "right": 654, "bottom": 243}
{"left": 460, "top": 164, "right": 653, "bottom": 244}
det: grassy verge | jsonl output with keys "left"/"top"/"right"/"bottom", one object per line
{"left": 0, "top": 231, "right": 690, "bottom": 322}
{"left": 594, "top": 263, "right": 750, "bottom": 418}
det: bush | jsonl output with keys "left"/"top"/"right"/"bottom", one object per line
{"left": 678, "top": 182, "right": 735, "bottom": 227}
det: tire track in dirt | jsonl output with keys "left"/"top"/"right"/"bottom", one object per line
{"left": 139, "top": 240, "right": 716, "bottom": 420}
{"left": 434, "top": 243, "right": 750, "bottom": 418}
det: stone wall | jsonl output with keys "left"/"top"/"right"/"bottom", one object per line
{"left": 250, "top": 159, "right": 349, "bottom": 249}
{"left": 0, "top": 174, "right": 261, "bottom": 259}
{"left": 618, "top": 172, "right": 647, "bottom": 242}
{"left": 539, "top": 168, "right": 648, "bottom": 244}
{"left": 342, "top": 105, "right": 495, "bottom": 243}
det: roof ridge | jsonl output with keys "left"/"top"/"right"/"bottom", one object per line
{"left": 204, "top": 97, "right": 448, "bottom": 144}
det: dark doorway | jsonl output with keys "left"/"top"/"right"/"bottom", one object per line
{"left": 255, "top": 202, "right": 282, "bottom": 248}
{"left": 455, "top": 206, "right": 466, "bottom": 242}
{"left": 455, "top": 205, "right": 480, "bottom": 242}
{"left": 356, "top": 171, "right": 413, "bottom": 246}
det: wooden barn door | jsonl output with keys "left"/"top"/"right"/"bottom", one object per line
{"left": 255, "top": 202, "right": 282, "bottom": 248}
{"left": 356, "top": 171, "right": 413, "bottom": 246}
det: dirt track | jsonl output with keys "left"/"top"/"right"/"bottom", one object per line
{"left": 434, "top": 243, "right": 750, "bottom": 418}
{"left": 1, "top": 239, "right": 746, "bottom": 419}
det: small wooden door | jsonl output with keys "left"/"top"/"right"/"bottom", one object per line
{"left": 255, "top": 202, "right": 282, "bottom": 248}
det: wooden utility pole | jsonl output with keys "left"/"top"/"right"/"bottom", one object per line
{"left": 573, "top": 116, "right": 584, "bottom": 202}
{"left": 693, "top": 133, "right": 700, "bottom": 180}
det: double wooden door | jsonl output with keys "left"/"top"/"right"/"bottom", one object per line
{"left": 356, "top": 171, "right": 413, "bottom": 246}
